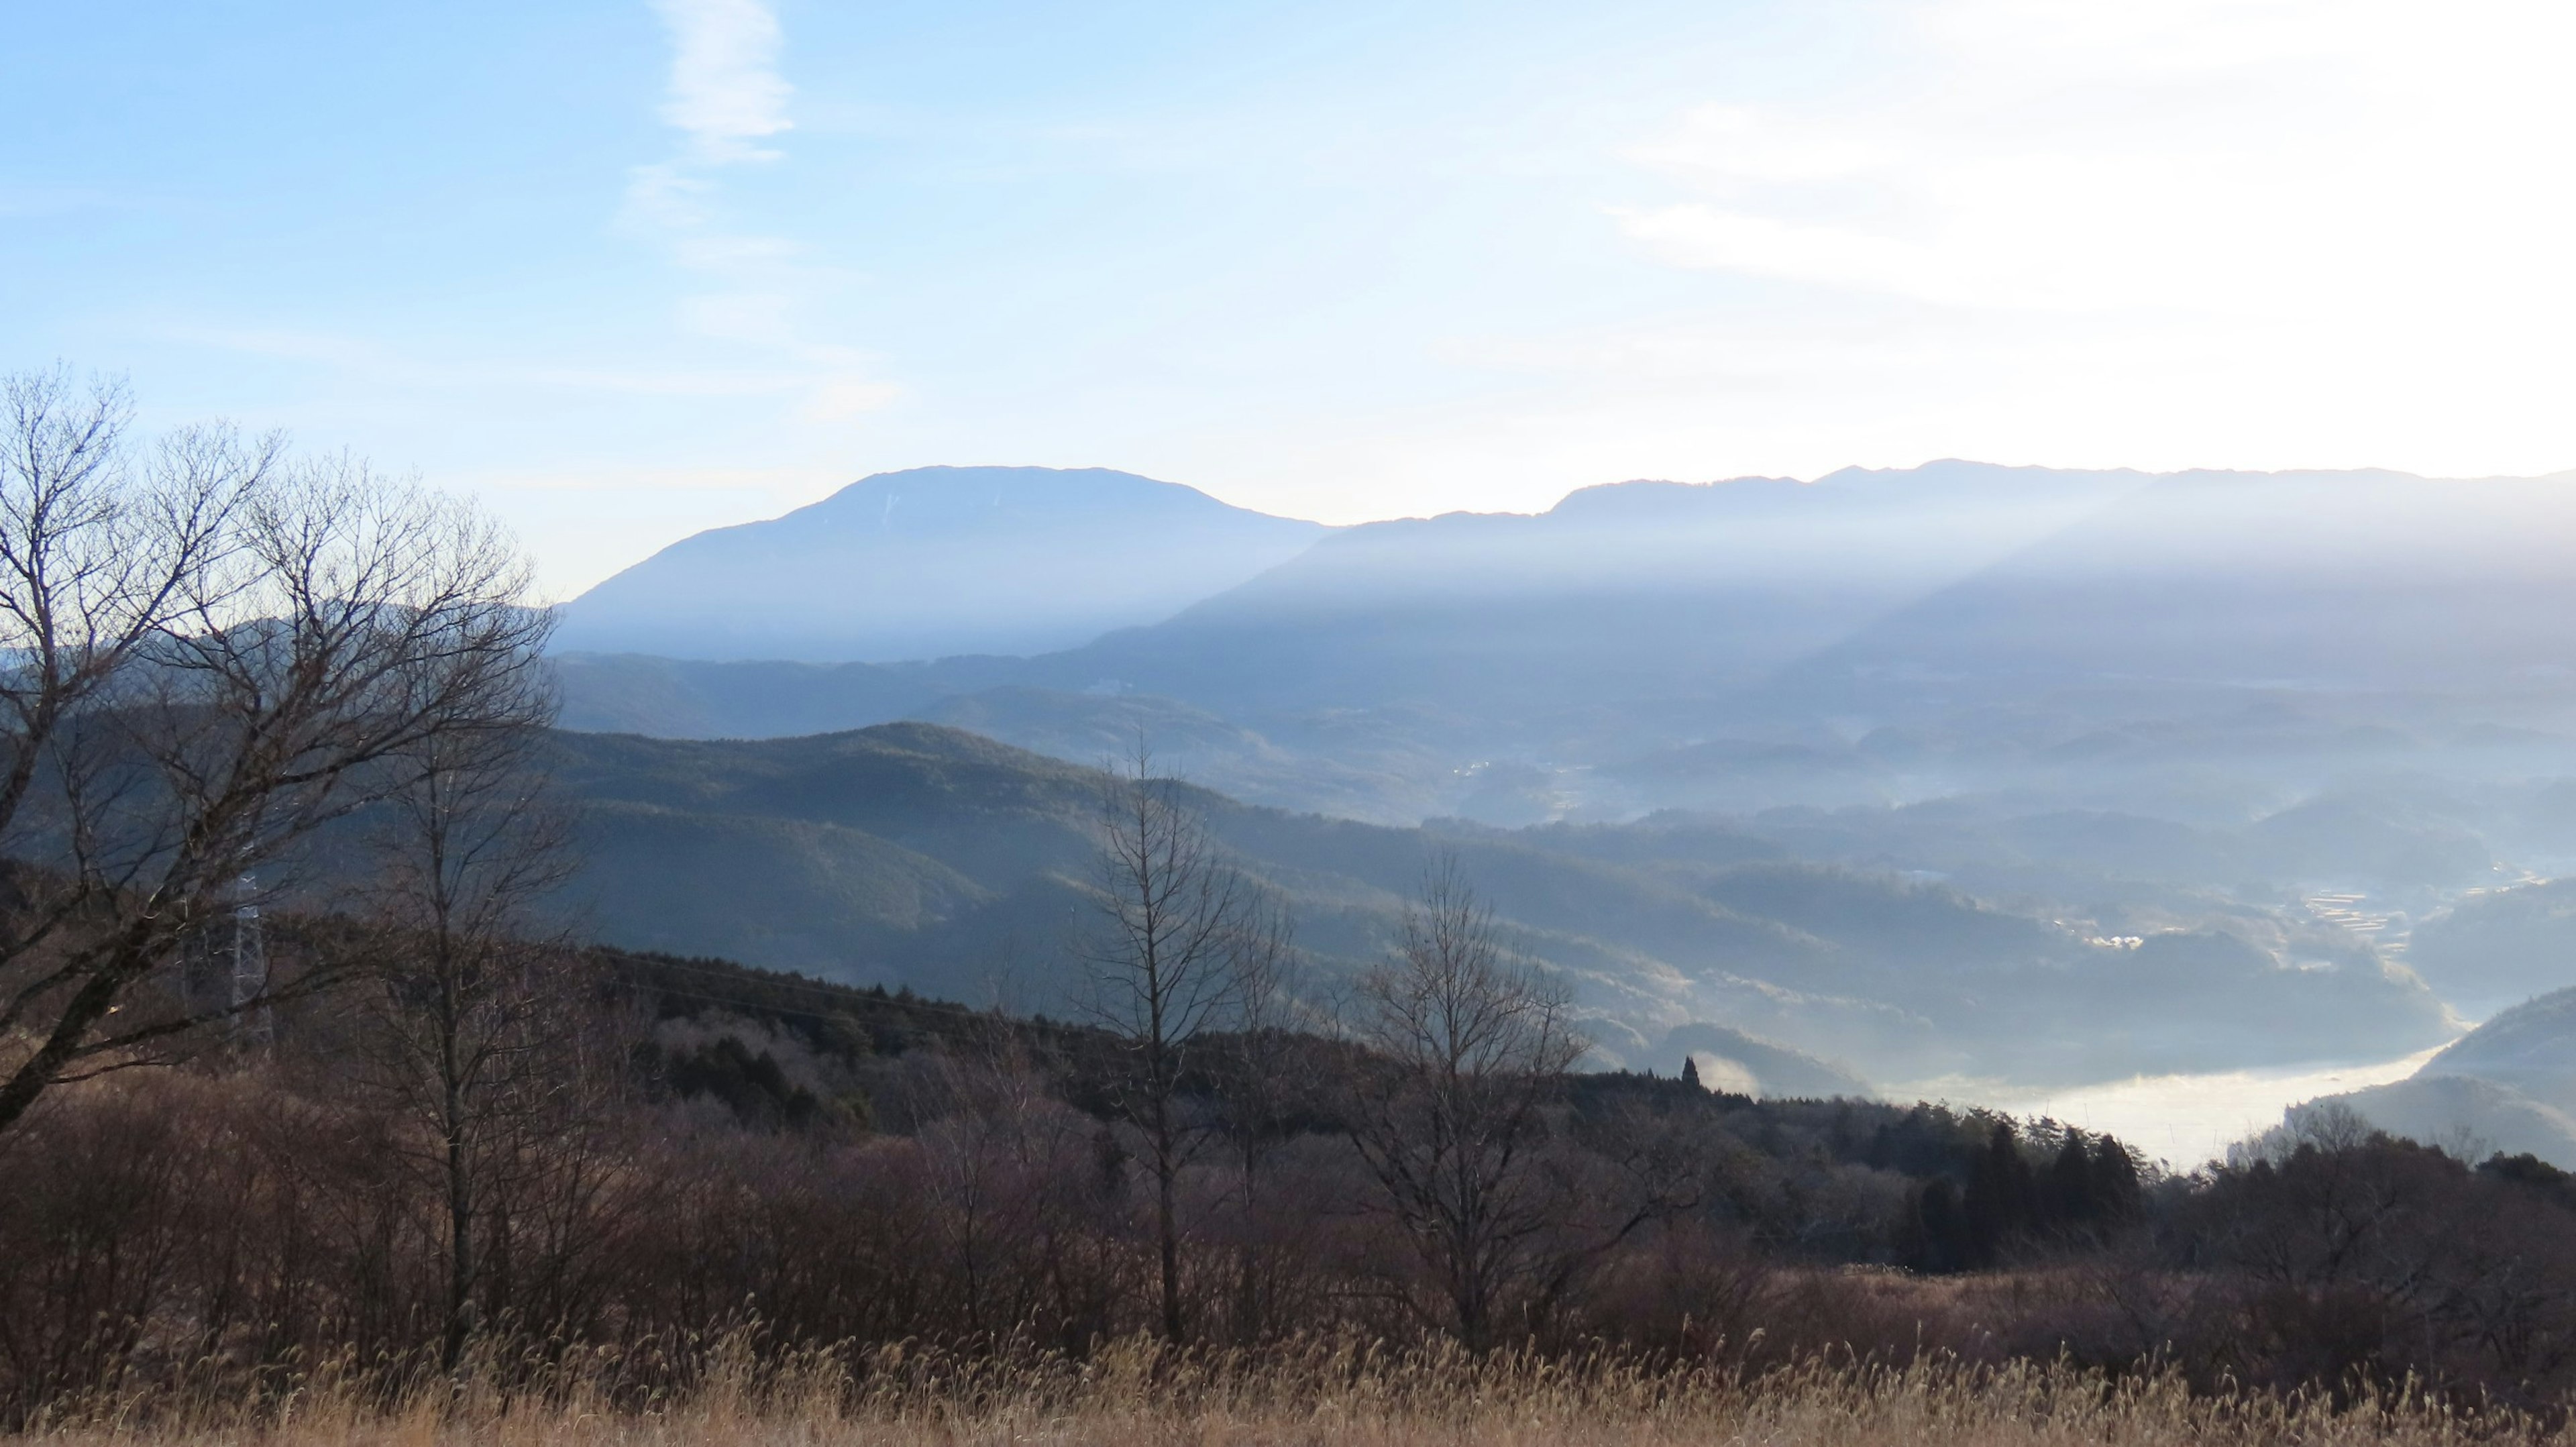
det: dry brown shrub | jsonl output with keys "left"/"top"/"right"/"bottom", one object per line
{"left": 17, "top": 1332, "right": 2569, "bottom": 1447}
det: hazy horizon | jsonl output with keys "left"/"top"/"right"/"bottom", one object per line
{"left": 11, "top": 1, "right": 2575, "bottom": 596}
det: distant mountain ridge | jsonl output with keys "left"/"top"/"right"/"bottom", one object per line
{"left": 554, "top": 458, "right": 2156, "bottom": 739}
{"left": 553, "top": 465, "right": 1330, "bottom": 663}
{"left": 1792, "top": 466, "right": 2576, "bottom": 700}
{"left": 553, "top": 459, "right": 2576, "bottom": 830}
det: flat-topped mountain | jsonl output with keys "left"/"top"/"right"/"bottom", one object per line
{"left": 553, "top": 466, "right": 1329, "bottom": 663}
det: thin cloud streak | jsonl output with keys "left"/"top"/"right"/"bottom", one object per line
{"left": 650, "top": 0, "right": 794, "bottom": 164}
{"left": 622, "top": 0, "right": 899, "bottom": 435}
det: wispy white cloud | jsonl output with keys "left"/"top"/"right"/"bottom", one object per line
{"left": 649, "top": 0, "right": 794, "bottom": 165}
{"left": 1610, "top": 202, "right": 2012, "bottom": 311}
{"left": 1415, "top": 0, "right": 2576, "bottom": 490}
{"left": 623, "top": 0, "right": 791, "bottom": 227}
{"left": 622, "top": 0, "right": 899, "bottom": 428}
{"left": 1611, "top": 0, "right": 2576, "bottom": 326}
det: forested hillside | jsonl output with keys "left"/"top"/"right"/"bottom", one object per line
{"left": 532, "top": 722, "right": 2449, "bottom": 1094}
{"left": 11, "top": 934, "right": 2576, "bottom": 1420}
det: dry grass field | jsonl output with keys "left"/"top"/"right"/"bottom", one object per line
{"left": 17, "top": 1338, "right": 2565, "bottom": 1447}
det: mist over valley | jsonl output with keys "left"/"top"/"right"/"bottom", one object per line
{"left": 541, "top": 460, "right": 2576, "bottom": 1154}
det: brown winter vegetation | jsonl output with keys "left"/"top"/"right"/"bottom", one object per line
{"left": 15, "top": 981, "right": 2576, "bottom": 1436}
{"left": 16, "top": 1335, "right": 2576, "bottom": 1447}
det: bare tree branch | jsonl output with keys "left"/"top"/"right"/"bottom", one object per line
{"left": 0, "top": 373, "right": 553, "bottom": 1138}
{"left": 1079, "top": 739, "right": 1260, "bottom": 1344}
{"left": 1342, "top": 853, "right": 1587, "bottom": 1351}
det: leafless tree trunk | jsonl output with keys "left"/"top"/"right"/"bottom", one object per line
{"left": 1081, "top": 745, "right": 1248, "bottom": 1344}
{"left": 0, "top": 368, "right": 553, "bottom": 1138}
{"left": 1222, "top": 893, "right": 1301, "bottom": 1202}
{"left": 1342, "top": 856, "right": 1586, "bottom": 1352}
{"left": 1218, "top": 895, "right": 1303, "bottom": 1338}
{"left": 350, "top": 722, "right": 575, "bottom": 1373}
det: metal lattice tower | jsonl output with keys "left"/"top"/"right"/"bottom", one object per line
{"left": 226, "top": 871, "right": 272, "bottom": 1049}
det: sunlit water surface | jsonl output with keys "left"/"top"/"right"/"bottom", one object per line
{"left": 1899, "top": 1044, "right": 2455, "bottom": 1172}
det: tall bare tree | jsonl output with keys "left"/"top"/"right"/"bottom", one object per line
{"left": 0, "top": 368, "right": 552, "bottom": 1138}
{"left": 1343, "top": 856, "right": 1587, "bottom": 1351}
{"left": 1219, "top": 891, "right": 1301, "bottom": 1204}
{"left": 1212, "top": 890, "right": 1309, "bottom": 1340}
{"left": 1081, "top": 747, "right": 1249, "bottom": 1344}
{"left": 350, "top": 718, "right": 576, "bottom": 1373}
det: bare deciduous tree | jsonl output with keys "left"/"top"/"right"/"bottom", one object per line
{"left": 1082, "top": 746, "right": 1247, "bottom": 1344}
{"left": 1344, "top": 856, "right": 1587, "bottom": 1352}
{"left": 1220, "top": 891, "right": 1302, "bottom": 1203}
{"left": 350, "top": 722, "right": 578, "bottom": 1373}
{"left": 1213, "top": 892, "right": 1309, "bottom": 1340}
{"left": 0, "top": 368, "right": 553, "bottom": 1138}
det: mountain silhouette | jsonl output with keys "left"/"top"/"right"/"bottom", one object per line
{"left": 554, "top": 465, "right": 1328, "bottom": 663}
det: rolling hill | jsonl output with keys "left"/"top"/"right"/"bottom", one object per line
{"left": 2296, "top": 986, "right": 2576, "bottom": 1168}
{"left": 537, "top": 721, "right": 2452, "bottom": 1095}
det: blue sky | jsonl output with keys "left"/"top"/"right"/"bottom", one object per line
{"left": 5, "top": 0, "right": 2571, "bottom": 596}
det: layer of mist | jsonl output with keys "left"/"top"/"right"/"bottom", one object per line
{"left": 545, "top": 460, "right": 2576, "bottom": 1118}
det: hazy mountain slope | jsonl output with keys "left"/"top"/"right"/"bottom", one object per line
{"left": 550, "top": 722, "right": 1108, "bottom": 883}
{"left": 2290, "top": 986, "right": 2576, "bottom": 1168}
{"left": 2409, "top": 880, "right": 2576, "bottom": 1017}
{"left": 569, "top": 802, "right": 995, "bottom": 969}
{"left": 1052, "top": 462, "right": 2149, "bottom": 725}
{"left": 548, "top": 460, "right": 2161, "bottom": 817}
{"left": 550, "top": 464, "right": 2576, "bottom": 765}
{"left": 549, "top": 462, "right": 2576, "bottom": 834}
{"left": 548, "top": 656, "right": 1486, "bottom": 821}
{"left": 2308, "top": 1076, "right": 2576, "bottom": 1169}
{"left": 2420, "top": 985, "right": 2576, "bottom": 1106}
{"left": 553, "top": 466, "right": 1329, "bottom": 663}
{"left": 541, "top": 722, "right": 2451, "bottom": 1089}
{"left": 1792, "top": 468, "right": 2576, "bottom": 702}
{"left": 555, "top": 460, "right": 2147, "bottom": 729}
{"left": 551, "top": 653, "right": 1024, "bottom": 739}
{"left": 907, "top": 686, "right": 1450, "bottom": 824}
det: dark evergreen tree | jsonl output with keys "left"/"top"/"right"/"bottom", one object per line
{"left": 1904, "top": 1177, "right": 1970, "bottom": 1273}
{"left": 2090, "top": 1135, "right": 2143, "bottom": 1220}
{"left": 2047, "top": 1132, "right": 2094, "bottom": 1225}
{"left": 1964, "top": 1120, "right": 2035, "bottom": 1264}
